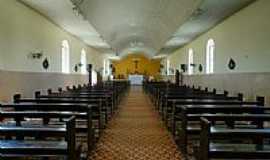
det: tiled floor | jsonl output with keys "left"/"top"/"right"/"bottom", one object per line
{"left": 89, "top": 86, "right": 183, "bottom": 160}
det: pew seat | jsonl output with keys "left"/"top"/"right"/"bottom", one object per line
{"left": 0, "top": 126, "right": 66, "bottom": 137}
{"left": 0, "top": 116, "right": 79, "bottom": 159}
{"left": 0, "top": 109, "right": 94, "bottom": 155}
{"left": 0, "top": 140, "right": 68, "bottom": 155}
{"left": 199, "top": 117, "right": 270, "bottom": 160}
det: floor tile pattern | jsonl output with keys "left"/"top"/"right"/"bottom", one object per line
{"left": 89, "top": 87, "right": 183, "bottom": 160}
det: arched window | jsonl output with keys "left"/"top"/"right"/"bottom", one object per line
{"left": 206, "top": 39, "right": 215, "bottom": 74}
{"left": 188, "top": 48, "right": 194, "bottom": 75}
{"left": 103, "top": 59, "right": 110, "bottom": 76}
{"left": 61, "top": 40, "right": 70, "bottom": 73}
{"left": 166, "top": 59, "right": 170, "bottom": 75}
{"left": 92, "top": 70, "right": 98, "bottom": 86}
{"left": 103, "top": 59, "right": 106, "bottom": 76}
{"left": 81, "top": 49, "right": 87, "bottom": 74}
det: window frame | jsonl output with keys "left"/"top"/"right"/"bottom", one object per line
{"left": 206, "top": 39, "right": 215, "bottom": 74}
{"left": 188, "top": 48, "right": 194, "bottom": 75}
{"left": 61, "top": 40, "right": 70, "bottom": 74}
{"left": 80, "top": 49, "right": 87, "bottom": 75}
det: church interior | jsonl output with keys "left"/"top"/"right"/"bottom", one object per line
{"left": 1, "top": 0, "right": 270, "bottom": 159}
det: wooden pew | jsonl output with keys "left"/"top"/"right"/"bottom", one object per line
{"left": 199, "top": 116, "right": 270, "bottom": 160}
{"left": 13, "top": 94, "right": 106, "bottom": 132}
{"left": 0, "top": 116, "right": 79, "bottom": 160}
{"left": 177, "top": 105, "right": 269, "bottom": 155}
{"left": 37, "top": 90, "right": 115, "bottom": 117}
{"left": 170, "top": 97, "right": 265, "bottom": 131}
{"left": 60, "top": 85, "right": 125, "bottom": 109}
{"left": 79, "top": 81, "right": 129, "bottom": 105}
{"left": 157, "top": 88, "right": 231, "bottom": 110}
{"left": 161, "top": 93, "right": 244, "bottom": 121}
{"left": 1, "top": 103, "right": 94, "bottom": 153}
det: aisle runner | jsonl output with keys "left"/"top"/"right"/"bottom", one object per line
{"left": 89, "top": 86, "right": 182, "bottom": 160}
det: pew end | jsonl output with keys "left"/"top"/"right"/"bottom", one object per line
{"left": 224, "top": 90, "right": 229, "bottom": 96}
{"left": 66, "top": 86, "right": 71, "bottom": 91}
{"left": 35, "top": 91, "right": 41, "bottom": 98}
{"left": 213, "top": 88, "right": 217, "bottom": 94}
{"left": 238, "top": 93, "right": 244, "bottom": 101}
{"left": 58, "top": 87, "right": 63, "bottom": 93}
{"left": 47, "top": 88, "right": 52, "bottom": 94}
{"left": 256, "top": 96, "right": 265, "bottom": 106}
{"left": 200, "top": 117, "right": 210, "bottom": 160}
{"left": 13, "top": 94, "right": 21, "bottom": 103}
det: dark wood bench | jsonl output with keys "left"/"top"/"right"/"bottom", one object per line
{"left": 170, "top": 97, "right": 265, "bottom": 129}
{"left": 176, "top": 105, "right": 269, "bottom": 155}
{"left": 157, "top": 89, "right": 233, "bottom": 110}
{"left": 1, "top": 103, "right": 94, "bottom": 153}
{"left": 0, "top": 116, "right": 79, "bottom": 160}
{"left": 13, "top": 94, "right": 106, "bottom": 131}
{"left": 199, "top": 116, "right": 270, "bottom": 160}
{"left": 71, "top": 84, "right": 127, "bottom": 106}
{"left": 161, "top": 93, "right": 244, "bottom": 120}
{"left": 36, "top": 90, "right": 115, "bottom": 118}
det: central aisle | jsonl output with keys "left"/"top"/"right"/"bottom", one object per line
{"left": 89, "top": 86, "right": 182, "bottom": 160}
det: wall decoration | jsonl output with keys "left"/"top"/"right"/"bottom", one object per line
{"left": 132, "top": 58, "right": 140, "bottom": 74}
{"left": 198, "top": 64, "right": 203, "bottom": 72}
{"left": 180, "top": 64, "right": 187, "bottom": 73}
{"left": 77, "top": 62, "right": 83, "bottom": 67}
{"left": 28, "top": 51, "right": 43, "bottom": 59}
{"left": 42, "top": 58, "right": 49, "bottom": 70}
{"left": 74, "top": 65, "right": 78, "bottom": 72}
{"left": 190, "top": 63, "right": 196, "bottom": 67}
{"left": 228, "top": 58, "right": 236, "bottom": 70}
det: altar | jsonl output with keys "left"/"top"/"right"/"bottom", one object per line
{"left": 128, "top": 74, "right": 144, "bottom": 85}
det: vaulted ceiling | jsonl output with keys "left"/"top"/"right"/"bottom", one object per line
{"left": 20, "top": 0, "right": 255, "bottom": 58}
{"left": 73, "top": 0, "right": 202, "bottom": 57}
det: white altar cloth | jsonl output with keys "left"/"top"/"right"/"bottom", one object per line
{"left": 128, "top": 75, "right": 143, "bottom": 85}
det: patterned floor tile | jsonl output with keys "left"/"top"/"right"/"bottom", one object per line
{"left": 89, "top": 87, "right": 183, "bottom": 160}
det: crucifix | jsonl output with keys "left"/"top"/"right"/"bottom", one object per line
{"left": 134, "top": 60, "right": 139, "bottom": 69}
{"left": 132, "top": 58, "right": 140, "bottom": 74}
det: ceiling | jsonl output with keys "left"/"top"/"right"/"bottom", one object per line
{"left": 161, "top": 0, "right": 255, "bottom": 54}
{"left": 20, "top": 0, "right": 111, "bottom": 52}
{"left": 74, "top": 0, "right": 202, "bottom": 57}
{"left": 20, "top": 0, "right": 255, "bottom": 58}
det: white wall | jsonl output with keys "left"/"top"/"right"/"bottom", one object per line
{"left": 0, "top": 0, "right": 105, "bottom": 102}
{"left": 168, "top": 0, "right": 270, "bottom": 104}
{"left": 0, "top": 0, "right": 103, "bottom": 73}
{"left": 184, "top": 73, "right": 270, "bottom": 104}
{"left": 0, "top": 70, "right": 88, "bottom": 102}
{"left": 169, "top": 0, "right": 270, "bottom": 74}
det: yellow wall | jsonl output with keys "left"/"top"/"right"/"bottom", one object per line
{"left": 112, "top": 54, "right": 161, "bottom": 79}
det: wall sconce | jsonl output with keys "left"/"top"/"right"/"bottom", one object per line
{"left": 190, "top": 63, "right": 197, "bottom": 67}
{"left": 28, "top": 51, "right": 43, "bottom": 59}
{"left": 74, "top": 62, "right": 83, "bottom": 72}
{"left": 198, "top": 64, "right": 203, "bottom": 72}
{"left": 180, "top": 64, "right": 187, "bottom": 72}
